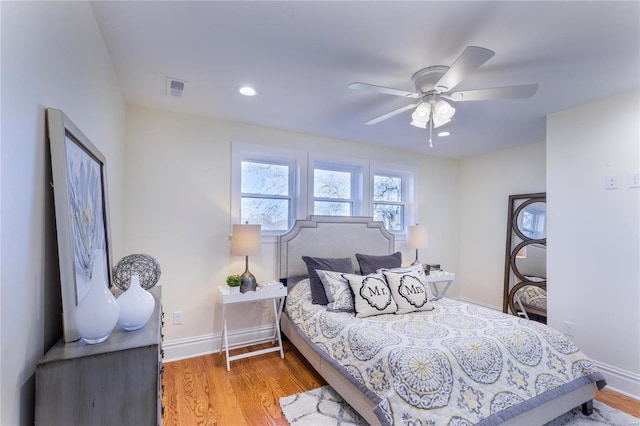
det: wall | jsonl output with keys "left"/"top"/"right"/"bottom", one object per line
{"left": 0, "top": 2, "right": 125, "bottom": 424}
{"left": 458, "top": 142, "right": 546, "bottom": 308}
{"left": 547, "top": 90, "right": 640, "bottom": 397}
{"left": 123, "top": 105, "right": 460, "bottom": 359}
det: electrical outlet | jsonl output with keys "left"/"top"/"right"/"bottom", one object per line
{"left": 605, "top": 175, "right": 618, "bottom": 190}
{"left": 563, "top": 321, "right": 575, "bottom": 337}
{"left": 628, "top": 173, "right": 640, "bottom": 188}
{"left": 173, "top": 311, "right": 183, "bottom": 325}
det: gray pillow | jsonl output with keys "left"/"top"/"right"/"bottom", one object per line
{"left": 317, "top": 270, "right": 355, "bottom": 312}
{"left": 302, "top": 256, "right": 354, "bottom": 305}
{"left": 355, "top": 251, "right": 402, "bottom": 275}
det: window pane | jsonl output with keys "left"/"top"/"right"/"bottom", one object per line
{"left": 241, "top": 197, "right": 289, "bottom": 231}
{"left": 373, "top": 175, "right": 402, "bottom": 202}
{"left": 373, "top": 203, "right": 404, "bottom": 231}
{"left": 241, "top": 161, "right": 289, "bottom": 196}
{"left": 314, "top": 169, "right": 351, "bottom": 199}
{"left": 314, "top": 201, "right": 352, "bottom": 216}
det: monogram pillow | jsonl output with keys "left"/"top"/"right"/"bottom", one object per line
{"left": 317, "top": 270, "right": 355, "bottom": 312}
{"left": 383, "top": 269, "right": 434, "bottom": 314}
{"left": 343, "top": 272, "right": 397, "bottom": 318}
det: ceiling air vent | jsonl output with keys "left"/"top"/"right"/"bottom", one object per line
{"left": 166, "top": 77, "right": 186, "bottom": 98}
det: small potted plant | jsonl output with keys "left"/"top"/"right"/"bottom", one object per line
{"left": 226, "top": 274, "right": 242, "bottom": 294}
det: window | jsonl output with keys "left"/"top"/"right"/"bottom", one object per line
{"left": 313, "top": 165, "right": 357, "bottom": 216}
{"left": 372, "top": 174, "right": 405, "bottom": 232}
{"left": 520, "top": 209, "right": 546, "bottom": 239}
{"left": 240, "top": 160, "right": 291, "bottom": 231}
{"left": 232, "top": 142, "right": 414, "bottom": 237}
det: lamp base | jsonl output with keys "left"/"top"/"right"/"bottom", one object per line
{"left": 411, "top": 249, "right": 420, "bottom": 266}
{"left": 240, "top": 271, "right": 257, "bottom": 293}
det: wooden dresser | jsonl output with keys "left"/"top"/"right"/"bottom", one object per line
{"left": 35, "top": 287, "right": 164, "bottom": 425}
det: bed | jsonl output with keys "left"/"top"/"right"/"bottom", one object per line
{"left": 279, "top": 216, "right": 606, "bottom": 425}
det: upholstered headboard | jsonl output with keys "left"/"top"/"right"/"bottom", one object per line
{"left": 279, "top": 215, "right": 395, "bottom": 284}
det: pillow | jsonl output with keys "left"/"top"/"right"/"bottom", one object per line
{"left": 343, "top": 272, "right": 397, "bottom": 318}
{"left": 302, "top": 256, "right": 353, "bottom": 305}
{"left": 355, "top": 251, "right": 402, "bottom": 275}
{"left": 383, "top": 269, "right": 434, "bottom": 314}
{"left": 317, "top": 270, "right": 355, "bottom": 312}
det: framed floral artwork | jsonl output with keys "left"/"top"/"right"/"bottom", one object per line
{"left": 47, "top": 108, "right": 113, "bottom": 343}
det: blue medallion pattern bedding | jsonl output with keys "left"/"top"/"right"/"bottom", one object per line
{"left": 285, "top": 279, "right": 605, "bottom": 425}
{"left": 516, "top": 285, "right": 547, "bottom": 312}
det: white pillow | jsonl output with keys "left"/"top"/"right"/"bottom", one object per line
{"left": 383, "top": 269, "right": 434, "bottom": 314}
{"left": 316, "top": 270, "right": 355, "bottom": 312}
{"left": 343, "top": 272, "right": 397, "bottom": 318}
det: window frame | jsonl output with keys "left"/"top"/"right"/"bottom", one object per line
{"left": 370, "top": 161, "right": 416, "bottom": 239}
{"left": 240, "top": 160, "right": 292, "bottom": 231}
{"left": 232, "top": 144, "right": 415, "bottom": 241}
{"left": 311, "top": 161, "right": 361, "bottom": 217}
{"left": 308, "top": 153, "right": 368, "bottom": 217}
{"left": 231, "top": 142, "right": 307, "bottom": 241}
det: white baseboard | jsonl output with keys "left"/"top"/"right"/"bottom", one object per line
{"left": 593, "top": 360, "right": 640, "bottom": 399}
{"left": 452, "top": 296, "right": 502, "bottom": 312}
{"left": 162, "top": 324, "right": 277, "bottom": 363}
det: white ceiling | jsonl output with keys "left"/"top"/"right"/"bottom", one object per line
{"left": 91, "top": 1, "right": 640, "bottom": 158}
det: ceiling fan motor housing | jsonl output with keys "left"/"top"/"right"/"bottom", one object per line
{"left": 411, "top": 65, "right": 449, "bottom": 93}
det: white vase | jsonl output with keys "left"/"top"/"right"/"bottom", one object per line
{"left": 117, "top": 274, "right": 155, "bottom": 331}
{"left": 228, "top": 285, "right": 240, "bottom": 294}
{"left": 74, "top": 250, "right": 119, "bottom": 344}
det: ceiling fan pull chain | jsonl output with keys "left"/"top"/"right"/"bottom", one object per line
{"left": 429, "top": 111, "right": 434, "bottom": 148}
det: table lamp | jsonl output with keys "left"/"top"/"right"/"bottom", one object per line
{"left": 407, "top": 224, "right": 428, "bottom": 265}
{"left": 231, "top": 223, "right": 261, "bottom": 293}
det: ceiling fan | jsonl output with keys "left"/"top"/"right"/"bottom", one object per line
{"left": 349, "top": 46, "right": 538, "bottom": 147}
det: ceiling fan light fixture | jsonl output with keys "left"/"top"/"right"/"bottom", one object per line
{"left": 433, "top": 115, "right": 452, "bottom": 128}
{"left": 434, "top": 100, "right": 455, "bottom": 120}
{"left": 410, "top": 120, "right": 427, "bottom": 129}
{"left": 415, "top": 102, "right": 430, "bottom": 115}
{"left": 410, "top": 105, "right": 430, "bottom": 128}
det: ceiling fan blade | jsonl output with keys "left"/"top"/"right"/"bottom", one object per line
{"left": 434, "top": 46, "right": 495, "bottom": 92}
{"left": 349, "top": 82, "right": 420, "bottom": 99}
{"left": 449, "top": 84, "right": 539, "bottom": 101}
{"left": 364, "top": 103, "right": 419, "bottom": 125}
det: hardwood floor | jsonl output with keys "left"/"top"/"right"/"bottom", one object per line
{"left": 162, "top": 341, "right": 639, "bottom": 425}
{"left": 162, "top": 341, "right": 326, "bottom": 425}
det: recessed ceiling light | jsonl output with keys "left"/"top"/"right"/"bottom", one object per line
{"left": 438, "top": 131, "right": 451, "bottom": 137}
{"left": 239, "top": 86, "right": 256, "bottom": 96}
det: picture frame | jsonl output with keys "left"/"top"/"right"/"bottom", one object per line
{"left": 47, "top": 108, "right": 113, "bottom": 343}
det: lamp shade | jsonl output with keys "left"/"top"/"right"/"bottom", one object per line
{"left": 231, "top": 224, "right": 261, "bottom": 256}
{"left": 407, "top": 225, "right": 428, "bottom": 249}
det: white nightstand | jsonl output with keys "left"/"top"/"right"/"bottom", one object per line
{"left": 218, "top": 284, "right": 287, "bottom": 371}
{"left": 424, "top": 272, "right": 455, "bottom": 298}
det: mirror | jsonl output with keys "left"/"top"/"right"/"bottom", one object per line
{"left": 515, "top": 202, "right": 546, "bottom": 240}
{"left": 503, "top": 193, "right": 546, "bottom": 323}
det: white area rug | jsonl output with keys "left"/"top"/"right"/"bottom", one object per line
{"left": 280, "top": 386, "right": 639, "bottom": 426}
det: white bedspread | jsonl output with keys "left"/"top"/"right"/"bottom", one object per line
{"left": 285, "top": 279, "right": 605, "bottom": 425}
